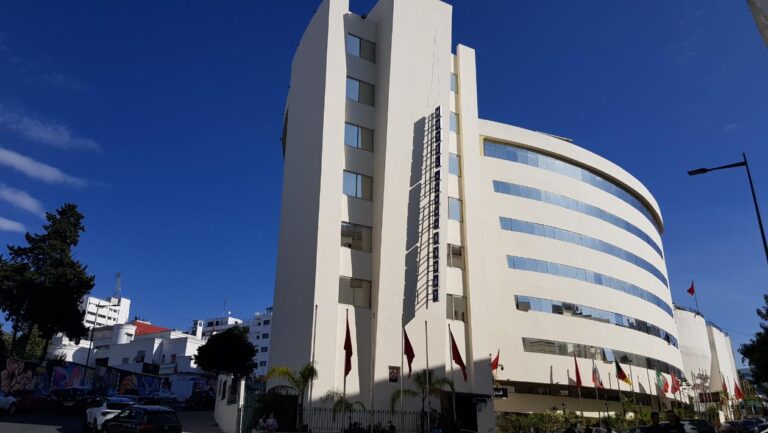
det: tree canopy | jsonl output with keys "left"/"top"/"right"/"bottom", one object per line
{"left": 0, "top": 203, "right": 94, "bottom": 358}
{"left": 739, "top": 293, "right": 768, "bottom": 390}
{"left": 194, "top": 326, "right": 256, "bottom": 378}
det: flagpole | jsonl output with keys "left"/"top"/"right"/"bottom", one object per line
{"left": 448, "top": 324, "right": 457, "bottom": 422}
{"left": 645, "top": 367, "right": 655, "bottom": 412}
{"left": 308, "top": 304, "right": 318, "bottom": 413}
{"left": 628, "top": 362, "right": 636, "bottom": 405}
{"left": 343, "top": 309, "right": 349, "bottom": 401}
{"left": 424, "top": 320, "right": 430, "bottom": 433}
{"left": 617, "top": 370, "right": 624, "bottom": 417}
{"left": 400, "top": 311, "right": 404, "bottom": 428}
{"left": 691, "top": 370, "right": 698, "bottom": 415}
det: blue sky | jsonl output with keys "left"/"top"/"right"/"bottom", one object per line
{"left": 1, "top": 1, "right": 767, "bottom": 365}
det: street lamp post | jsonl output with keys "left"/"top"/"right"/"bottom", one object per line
{"left": 688, "top": 153, "right": 768, "bottom": 266}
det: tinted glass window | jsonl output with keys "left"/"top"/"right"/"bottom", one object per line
{"left": 449, "top": 153, "right": 460, "bottom": 176}
{"left": 448, "top": 197, "right": 462, "bottom": 222}
{"left": 106, "top": 402, "right": 133, "bottom": 410}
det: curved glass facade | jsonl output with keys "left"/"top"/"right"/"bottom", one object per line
{"left": 522, "top": 337, "right": 683, "bottom": 378}
{"left": 515, "top": 295, "right": 678, "bottom": 347}
{"left": 506, "top": 255, "right": 673, "bottom": 316}
{"left": 500, "top": 217, "right": 668, "bottom": 287}
{"left": 492, "top": 180, "right": 663, "bottom": 258}
{"left": 484, "top": 140, "right": 661, "bottom": 233}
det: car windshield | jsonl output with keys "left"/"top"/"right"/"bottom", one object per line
{"left": 106, "top": 402, "right": 133, "bottom": 410}
{"left": 146, "top": 412, "right": 179, "bottom": 425}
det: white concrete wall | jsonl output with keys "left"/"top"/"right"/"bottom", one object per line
{"left": 674, "top": 308, "right": 712, "bottom": 396}
{"left": 213, "top": 375, "right": 243, "bottom": 433}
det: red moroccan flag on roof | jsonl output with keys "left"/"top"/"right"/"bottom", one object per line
{"left": 344, "top": 317, "right": 353, "bottom": 377}
{"left": 490, "top": 350, "right": 500, "bottom": 372}
{"left": 574, "top": 354, "right": 582, "bottom": 389}
{"left": 449, "top": 329, "right": 467, "bottom": 381}
{"left": 687, "top": 281, "right": 696, "bottom": 296}
{"left": 403, "top": 328, "right": 415, "bottom": 377}
{"left": 734, "top": 381, "right": 744, "bottom": 400}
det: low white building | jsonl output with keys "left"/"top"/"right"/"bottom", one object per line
{"left": 199, "top": 316, "right": 243, "bottom": 338}
{"left": 50, "top": 320, "right": 205, "bottom": 376}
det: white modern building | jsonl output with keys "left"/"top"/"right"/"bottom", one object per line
{"left": 81, "top": 274, "right": 131, "bottom": 329}
{"left": 270, "top": 0, "right": 684, "bottom": 428}
{"left": 199, "top": 316, "right": 243, "bottom": 338}
{"left": 81, "top": 295, "right": 131, "bottom": 329}
{"left": 246, "top": 307, "right": 273, "bottom": 377}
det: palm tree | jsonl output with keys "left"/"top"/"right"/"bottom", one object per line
{"left": 267, "top": 362, "right": 318, "bottom": 431}
{"left": 321, "top": 389, "right": 366, "bottom": 419}
{"left": 389, "top": 370, "right": 453, "bottom": 432}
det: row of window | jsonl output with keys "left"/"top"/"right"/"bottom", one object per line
{"left": 483, "top": 140, "right": 661, "bottom": 233}
{"left": 492, "top": 180, "right": 663, "bottom": 257}
{"left": 499, "top": 217, "right": 668, "bottom": 287}
{"left": 521, "top": 337, "right": 683, "bottom": 378}
{"left": 506, "top": 255, "right": 673, "bottom": 316}
{"left": 516, "top": 295, "right": 678, "bottom": 347}
{"left": 342, "top": 33, "right": 376, "bottom": 310}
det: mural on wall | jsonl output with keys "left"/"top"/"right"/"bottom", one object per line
{"left": 50, "top": 362, "right": 89, "bottom": 391}
{"left": 1, "top": 358, "right": 50, "bottom": 394}
{"left": 117, "top": 371, "right": 162, "bottom": 396}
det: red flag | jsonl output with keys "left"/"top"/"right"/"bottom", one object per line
{"left": 403, "top": 328, "right": 415, "bottom": 377}
{"left": 574, "top": 354, "right": 582, "bottom": 389}
{"left": 490, "top": 350, "right": 500, "bottom": 372}
{"left": 449, "top": 329, "right": 467, "bottom": 381}
{"left": 734, "top": 381, "right": 744, "bottom": 400}
{"left": 344, "top": 317, "right": 353, "bottom": 377}
{"left": 670, "top": 371, "right": 681, "bottom": 394}
{"left": 687, "top": 281, "right": 695, "bottom": 296}
{"left": 592, "top": 359, "right": 604, "bottom": 389}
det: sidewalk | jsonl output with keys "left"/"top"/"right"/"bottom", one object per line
{"left": 179, "top": 410, "right": 224, "bottom": 433}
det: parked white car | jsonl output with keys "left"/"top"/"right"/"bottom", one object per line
{"left": 0, "top": 390, "right": 17, "bottom": 414}
{"left": 84, "top": 397, "right": 134, "bottom": 432}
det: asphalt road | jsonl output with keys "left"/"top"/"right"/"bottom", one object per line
{"left": 0, "top": 410, "right": 221, "bottom": 433}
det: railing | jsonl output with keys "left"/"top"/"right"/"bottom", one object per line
{"left": 301, "top": 408, "right": 422, "bottom": 433}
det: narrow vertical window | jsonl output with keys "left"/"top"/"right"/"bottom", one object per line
{"left": 448, "top": 197, "right": 462, "bottom": 221}
{"left": 448, "top": 244, "right": 465, "bottom": 269}
{"left": 346, "top": 77, "right": 375, "bottom": 106}
{"left": 343, "top": 171, "right": 373, "bottom": 200}
{"left": 346, "top": 34, "right": 375, "bottom": 63}
{"left": 449, "top": 153, "right": 461, "bottom": 176}
{"left": 344, "top": 123, "right": 373, "bottom": 151}
{"left": 450, "top": 73, "right": 458, "bottom": 93}
{"left": 450, "top": 111, "right": 459, "bottom": 133}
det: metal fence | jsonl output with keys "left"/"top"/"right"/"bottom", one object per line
{"left": 302, "top": 407, "right": 423, "bottom": 433}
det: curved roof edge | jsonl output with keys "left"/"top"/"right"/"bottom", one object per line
{"left": 478, "top": 119, "right": 665, "bottom": 232}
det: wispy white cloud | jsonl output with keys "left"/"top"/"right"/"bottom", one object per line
{"left": 0, "top": 147, "right": 87, "bottom": 186}
{"left": 0, "top": 104, "right": 100, "bottom": 151}
{"left": 724, "top": 123, "right": 741, "bottom": 131}
{"left": 0, "top": 183, "right": 45, "bottom": 217}
{"left": 0, "top": 216, "right": 26, "bottom": 233}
